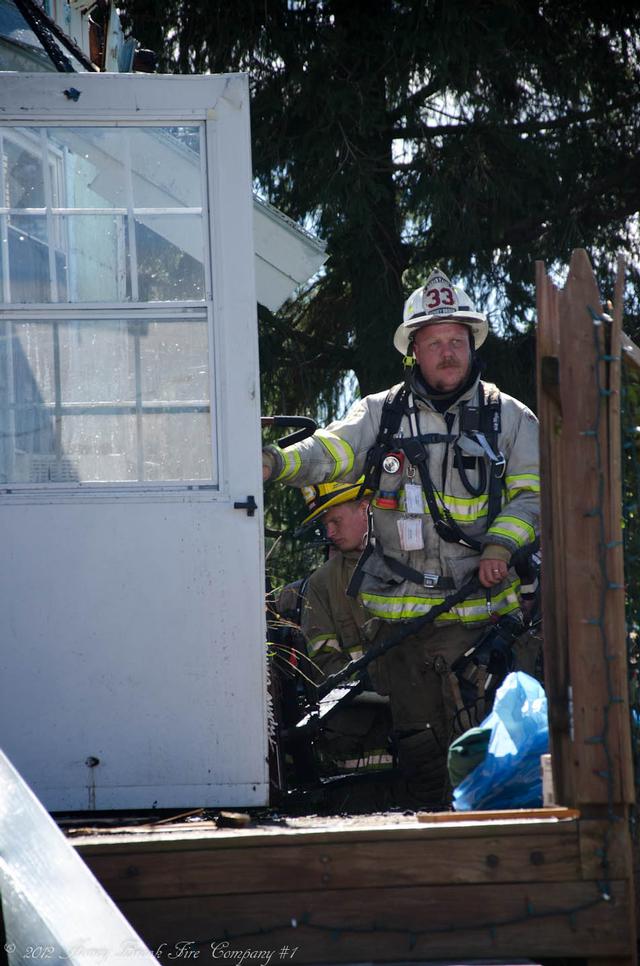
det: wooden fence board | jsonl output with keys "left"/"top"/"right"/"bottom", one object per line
{"left": 72, "top": 813, "right": 578, "bottom": 854}
{"left": 416, "top": 806, "right": 579, "bottom": 823}
{"left": 537, "top": 250, "right": 633, "bottom": 807}
{"left": 557, "top": 249, "right": 612, "bottom": 805}
{"left": 535, "top": 259, "right": 573, "bottom": 805}
{"left": 607, "top": 256, "right": 636, "bottom": 806}
{"left": 609, "top": 256, "right": 625, "bottom": 555}
{"left": 81, "top": 831, "right": 583, "bottom": 900}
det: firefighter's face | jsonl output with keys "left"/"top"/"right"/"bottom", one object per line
{"left": 322, "top": 500, "right": 368, "bottom": 553}
{"left": 412, "top": 322, "right": 472, "bottom": 392}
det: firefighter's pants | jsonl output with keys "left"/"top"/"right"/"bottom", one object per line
{"left": 368, "top": 620, "right": 486, "bottom": 808}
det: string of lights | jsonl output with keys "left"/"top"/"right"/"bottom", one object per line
{"left": 186, "top": 893, "right": 607, "bottom": 951}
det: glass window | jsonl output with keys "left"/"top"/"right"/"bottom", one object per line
{"left": 0, "top": 126, "right": 206, "bottom": 304}
{"left": 0, "top": 318, "right": 213, "bottom": 484}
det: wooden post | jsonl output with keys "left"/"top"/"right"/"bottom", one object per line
{"left": 537, "top": 249, "right": 634, "bottom": 808}
{"left": 536, "top": 259, "right": 574, "bottom": 805}
{"left": 608, "top": 257, "right": 627, "bottom": 650}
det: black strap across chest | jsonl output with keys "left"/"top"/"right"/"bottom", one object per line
{"left": 361, "top": 381, "right": 505, "bottom": 550}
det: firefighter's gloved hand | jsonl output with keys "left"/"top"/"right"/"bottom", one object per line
{"left": 471, "top": 612, "right": 525, "bottom": 675}
{"left": 473, "top": 635, "right": 513, "bottom": 676}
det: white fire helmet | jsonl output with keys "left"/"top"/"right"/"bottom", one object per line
{"left": 393, "top": 268, "right": 488, "bottom": 355}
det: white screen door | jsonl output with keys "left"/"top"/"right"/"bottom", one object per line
{"left": 0, "top": 73, "right": 268, "bottom": 809}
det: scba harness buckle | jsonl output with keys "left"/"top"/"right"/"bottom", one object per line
{"left": 423, "top": 572, "right": 440, "bottom": 588}
{"left": 493, "top": 454, "right": 507, "bottom": 479}
{"left": 472, "top": 431, "right": 507, "bottom": 480}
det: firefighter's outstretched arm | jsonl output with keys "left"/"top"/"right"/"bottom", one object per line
{"left": 262, "top": 394, "right": 384, "bottom": 488}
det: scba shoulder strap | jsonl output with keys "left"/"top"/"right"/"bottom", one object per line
{"left": 361, "top": 379, "right": 505, "bottom": 532}
{"left": 356, "top": 383, "right": 409, "bottom": 499}
{"left": 459, "top": 382, "right": 505, "bottom": 526}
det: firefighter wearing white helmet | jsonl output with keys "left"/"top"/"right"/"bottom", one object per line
{"left": 394, "top": 271, "right": 489, "bottom": 355}
{"left": 263, "top": 267, "right": 539, "bottom": 807}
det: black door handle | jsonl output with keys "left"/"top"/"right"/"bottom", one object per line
{"left": 233, "top": 495, "right": 257, "bottom": 517}
{"left": 260, "top": 415, "right": 317, "bottom": 448}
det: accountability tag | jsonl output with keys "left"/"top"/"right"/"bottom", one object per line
{"left": 397, "top": 517, "right": 424, "bottom": 551}
{"left": 404, "top": 482, "right": 423, "bottom": 515}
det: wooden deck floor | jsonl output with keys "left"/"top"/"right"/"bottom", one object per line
{"left": 70, "top": 807, "right": 635, "bottom": 965}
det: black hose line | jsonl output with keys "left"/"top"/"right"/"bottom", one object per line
{"left": 316, "top": 538, "right": 540, "bottom": 702}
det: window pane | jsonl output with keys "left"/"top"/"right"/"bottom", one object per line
{"left": 58, "top": 321, "right": 136, "bottom": 404}
{"left": 128, "top": 127, "right": 202, "bottom": 208}
{"left": 135, "top": 215, "right": 204, "bottom": 301}
{"left": 5, "top": 137, "right": 45, "bottom": 209}
{"left": 0, "top": 318, "right": 214, "bottom": 485}
{"left": 143, "top": 412, "right": 212, "bottom": 481}
{"left": 0, "top": 126, "right": 206, "bottom": 305}
{"left": 48, "top": 128, "right": 129, "bottom": 209}
{"left": 7, "top": 218, "right": 53, "bottom": 303}
{"left": 139, "top": 320, "right": 209, "bottom": 401}
{"left": 60, "top": 414, "right": 138, "bottom": 482}
{"left": 8, "top": 322, "right": 55, "bottom": 403}
{"left": 56, "top": 214, "right": 129, "bottom": 303}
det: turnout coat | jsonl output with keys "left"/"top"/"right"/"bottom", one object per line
{"left": 267, "top": 373, "right": 539, "bottom": 628}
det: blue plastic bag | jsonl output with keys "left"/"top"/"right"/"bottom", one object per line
{"left": 452, "top": 671, "right": 549, "bottom": 811}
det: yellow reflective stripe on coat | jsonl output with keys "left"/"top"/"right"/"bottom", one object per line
{"left": 316, "top": 431, "right": 355, "bottom": 481}
{"left": 452, "top": 587, "right": 521, "bottom": 621}
{"left": 275, "top": 447, "right": 302, "bottom": 482}
{"left": 307, "top": 635, "right": 341, "bottom": 657}
{"left": 335, "top": 752, "right": 393, "bottom": 771}
{"left": 488, "top": 514, "right": 536, "bottom": 547}
{"left": 394, "top": 488, "right": 490, "bottom": 523}
{"left": 360, "top": 591, "right": 446, "bottom": 618}
{"left": 505, "top": 473, "right": 540, "bottom": 497}
{"left": 361, "top": 583, "right": 521, "bottom": 622}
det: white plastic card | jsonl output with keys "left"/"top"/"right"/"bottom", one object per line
{"left": 397, "top": 517, "right": 424, "bottom": 551}
{"left": 404, "top": 482, "right": 424, "bottom": 515}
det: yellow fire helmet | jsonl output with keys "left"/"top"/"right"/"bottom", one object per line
{"left": 393, "top": 267, "right": 488, "bottom": 355}
{"left": 301, "top": 478, "right": 372, "bottom": 526}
